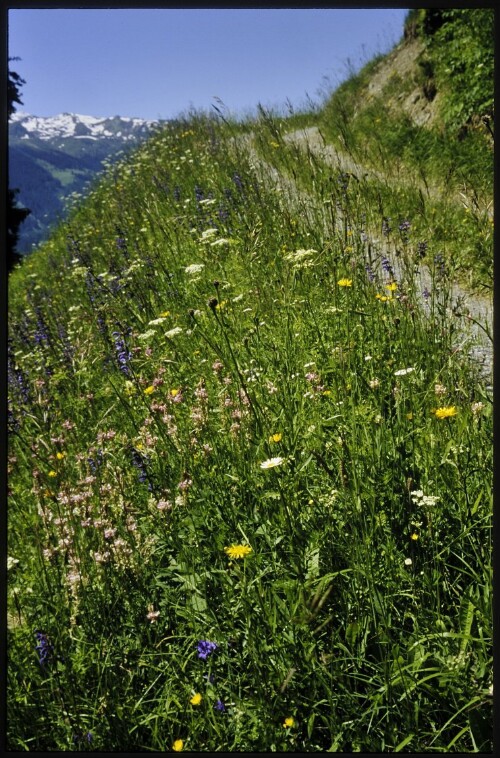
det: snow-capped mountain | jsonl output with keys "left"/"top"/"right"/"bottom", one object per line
{"left": 9, "top": 111, "right": 160, "bottom": 141}
{"left": 9, "top": 112, "right": 164, "bottom": 254}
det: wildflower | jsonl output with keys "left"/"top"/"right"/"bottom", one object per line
{"left": 410, "top": 533, "right": 419, "bottom": 541}
{"left": 434, "top": 406, "right": 458, "bottom": 419}
{"left": 404, "top": 558, "right": 413, "bottom": 566}
{"left": 144, "top": 385, "right": 155, "bottom": 395}
{"left": 190, "top": 693, "right": 202, "bottom": 706}
{"left": 214, "top": 699, "right": 226, "bottom": 712}
{"left": 260, "top": 456, "right": 284, "bottom": 469}
{"left": 35, "top": 630, "right": 53, "bottom": 665}
{"left": 417, "top": 241, "right": 428, "bottom": 257}
{"left": 148, "top": 317, "right": 167, "bottom": 326}
{"left": 337, "top": 278, "right": 352, "bottom": 287}
{"left": 283, "top": 717, "right": 295, "bottom": 728}
{"left": 224, "top": 544, "right": 252, "bottom": 560}
{"left": 185, "top": 263, "right": 204, "bottom": 275}
{"left": 165, "top": 327, "right": 183, "bottom": 339}
{"left": 365, "top": 263, "right": 375, "bottom": 282}
{"left": 369, "top": 378, "right": 380, "bottom": 389}
{"left": 7, "top": 556, "right": 19, "bottom": 570}
{"left": 172, "top": 739, "right": 184, "bottom": 751}
{"left": 386, "top": 282, "right": 398, "bottom": 292}
{"left": 422, "top": 495, "right": 439, "bottom": 506}
{"left": 48, "top": 470, "right": 57, "bottom": 478}
{"left": 471, "top": 401, "right": 485, "bottom": 416}
{"left": 159, "top": 311, "right": 170, "bottom": 317}
{"left": 212, "top": 360, "right": 224, "bottom": 374}
{"left": 394, "top": 367, "right": 415, "bottom": 376}
{"left": 93, "top": 551, "right": 111, "bottom": 563}
{"left": 381, "top": 255, "right": 394, "bottom": 275}
{"left": 112, "top": 330, "right": 131, "bottom": 376}
{"left": 197, "top": 640, "right": 217, "bottom": 660}
{"left": 200, "top": 227, "right": 218, "bottom": 241}
{"left": 146, "top": 607, "right": 160, "bottom": 623}
{"left": 269, "top": 433, "right": 282, "bottom": 443}
{"left": 434, "top": 383, "right": 447, "bottom": 396}
{"left": 170, "top": 388, "right": 180, "bottom": 397}
{"left": 285, "top": 248, "right": 316, "bottom": 263}
{"left": 178, "top": 476, "right": 192, "bottom": 492}
{"left": 56, "top": 452, "right": 66, "bottom": 460}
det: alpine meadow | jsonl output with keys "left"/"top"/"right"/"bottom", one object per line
{"left": 7, "top": 9, "right": 493, "bottom": 752}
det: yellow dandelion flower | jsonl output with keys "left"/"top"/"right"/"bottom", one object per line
{"left": 434, "top": 405, "right": 458, "bottom": 419}
{"left": 159, "top": 311, "right": 170, "bottom": 317}
{"left": 269, "top": 433, "right": 282, "bottom": 443}
{"left": 386, "top": 282, "right": 398, "bottom": 291}
{"left": 410, "top": 533, "right": 419, "bottom": 541}
{"left": 56, "top": 452, "right": 66, "bottom": 460}
{"left": 48, "top": 471, "right": 57, "bottom": 478}
{"left": 172, "top": 739, "right": 184, "bottom": 751}
{"left": 170, "top": 388, "right": 180, "bottom": 397}
{"left": 144, "top": 385, "right": 155, "bottom": 395}
{"left": 337, "top": 278, "right": 352, "bottom": 287}
{"left": 283, "top": 717, "right": 295, "bottom": 728}
{"left": 215, "top": 300, "right": 227, "bottom": 311}
{"left": 224, "top": 544, "right": 253, "bottom": 560}
{"left": 190, "top": 693, "right": 202, "bottom": 706}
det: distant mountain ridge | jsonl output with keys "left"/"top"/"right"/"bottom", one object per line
{"left": 9, "top": 112, "right": 164, "bottom": 254}
{"left": 9, "top": 111, "right": 158, "bottom": 141}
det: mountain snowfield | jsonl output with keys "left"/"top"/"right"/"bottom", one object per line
{"left": 9, "top": 111, "right": 161, "bottom": 141}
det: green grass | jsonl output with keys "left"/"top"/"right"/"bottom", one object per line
{"left": 8, "top": 109, "right": 492, "bottom": 751}
{"left": 312, "top": 35, "right": 493, "bottom": 292}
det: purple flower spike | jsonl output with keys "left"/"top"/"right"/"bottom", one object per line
{"left": 214, "top": 699, "right": 226, "bottom": 712}
{"left": 35, "top": 630, "right": 53, "bottom": 665}
{"left": 197, "top": 640, "right": 217, "bottom": 660}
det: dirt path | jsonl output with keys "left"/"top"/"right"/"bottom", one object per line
{"left": 237, "top": 129, "right": 493, "bottom": 392}
{"left": 284, "top": 126, "right": 493, "bottom": 391}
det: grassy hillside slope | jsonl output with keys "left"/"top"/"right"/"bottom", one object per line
{"left": 8, "top": 11, "right": 492, "bottom": 752}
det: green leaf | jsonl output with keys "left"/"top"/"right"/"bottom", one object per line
{"left": 346, "top": 620, "right": 360, "bottom": 648}
{"left": 394, "top": 734, "right": 414, "bottom": 752}
{"left": 190, "top": 594, "right": 207, "bottom": 612}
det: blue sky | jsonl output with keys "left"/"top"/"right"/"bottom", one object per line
{"left": 9, "top": 8, "right": 409, "bottom": 121}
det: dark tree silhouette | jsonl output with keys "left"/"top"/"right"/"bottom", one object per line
{"left": 7, "top": 58, "right": 30, "bottom": 271}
